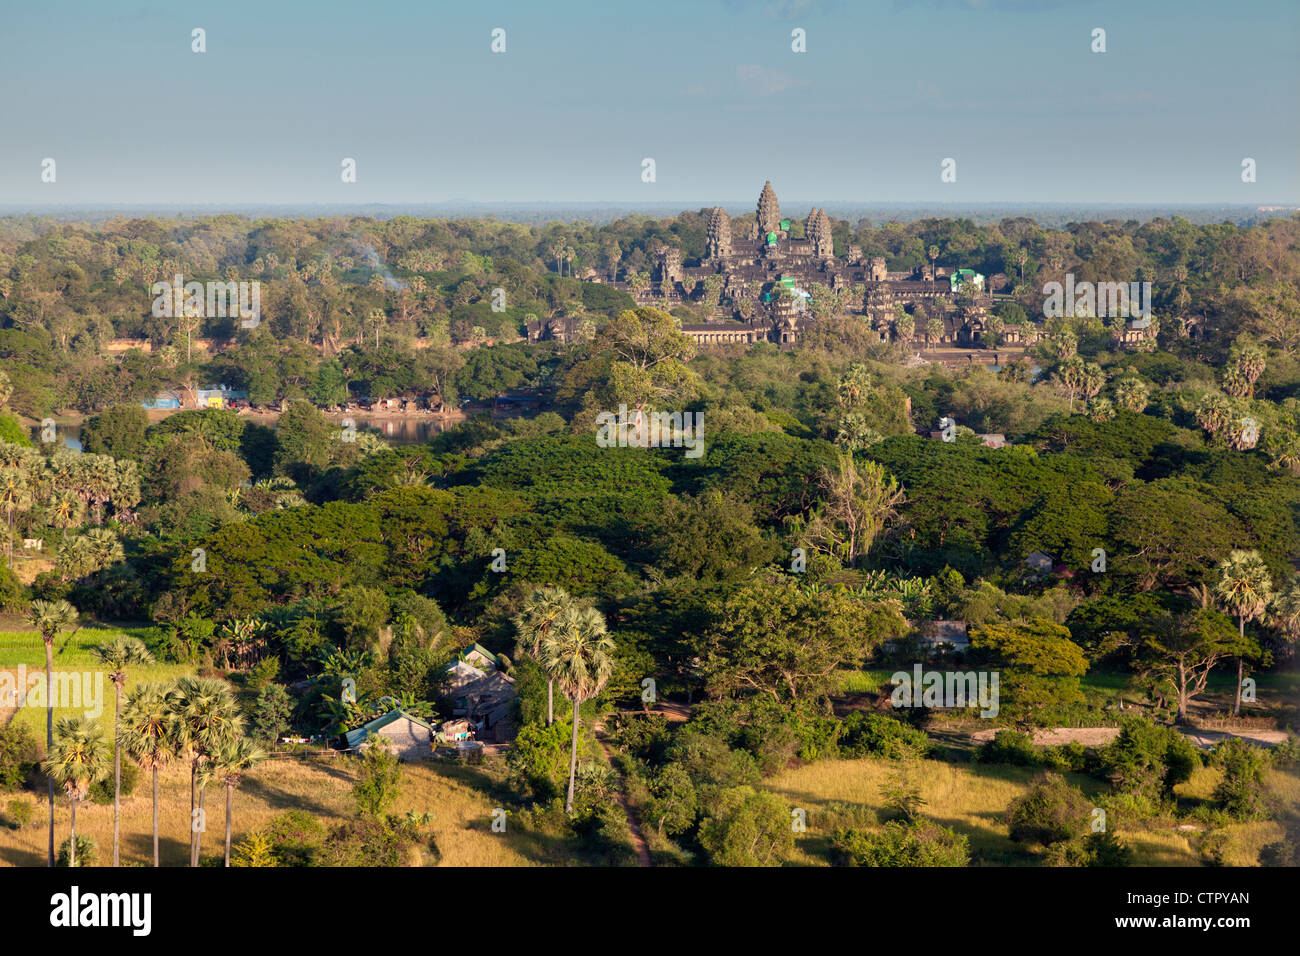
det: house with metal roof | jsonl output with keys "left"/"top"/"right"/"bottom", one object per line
{"left": 343, "top": 709, "right": 435, "bottom": 760}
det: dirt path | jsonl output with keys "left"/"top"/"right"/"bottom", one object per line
{"left": 593, "top": 718, "right": 652, "bottom": 867}
{"left": 969, "top": 726, "right": 1290, "bottom": 749}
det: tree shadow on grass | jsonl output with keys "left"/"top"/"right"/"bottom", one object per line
{"left": 122, "top": 831, "right": 191, "bottom": 867}
{"left": 0, "top": 842, "right": 44, "bottom": 867}
{"left": 238, "top": 775, "right": 340, "bottom": 817}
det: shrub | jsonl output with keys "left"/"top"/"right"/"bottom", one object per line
{"left": 841, "top": 712, "right": 930, "bottom": 760}
{"left": 506, "top": 720, "right": 572, "bottom": 802}
{"left": 1006, "top": 773, "right": 1092, "bottom": 846}
{"left": 643, "top": 764, "right": 699, "bottom": 838}
{"left": 1259, "top": 837, "right": 1298, "bottom": 867}
{"left": 831, "top": 819, "right": 969, "bottom": 867}
{"left": 1269, "top": 735, "right": 1299, "bottom": 768}
{"left": 977, "top": 729, "right": 1038, "bottom": 766}
{"left": 352, "top": 741, "right": 403, "bottom": 818}
{"left": 698, "top": 786, "right": 794, "bottom": 866}
{"left": 57, "top": 835, "right": 98, "bottom": 867}
{"left": 89, "top": 761, "right": 139, "bottom": 805}
{"left": 1211, "top": 738, "right": 1271, "bottom": 822}
{"left": 0, "top": 724, "right": 38, "bottom": 791}
{"left": 317, "top": 817, "right": 426, "bottom": 867}
{"left": 231, "top": 831, "right": 280, "bottom": 867}
{"left": 4, "top": 798, "right": 34, "bottom": 829}
{"left": 1098, "top": 717, "right": 1199, "bottom": 799}
{"left": 261, "top": 809, "right": 324, "bottom": 866}
{"left": 1043, "top": 830, "right": 1134, "bottom": 867}
{"left": 0, "top": 563, "right": 28, "bottom": 613}
{"left": 251, "top": 684, "right": 294, "bottom": 743}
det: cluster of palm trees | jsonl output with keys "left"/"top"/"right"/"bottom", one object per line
{"left": 0, "top": 440, "right": 140, "bottom": 568}
{"left": 26, "top": 600, "right": 264, "bottom": 867}
{"left": 513, "top": 587, "right": 615, "bottom": 813}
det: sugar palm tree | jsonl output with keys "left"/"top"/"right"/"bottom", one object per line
{"left": 207, "top": 736, "right": 267, "bottom": 866}
{"left": 0, "top": 464, "right": 34, "bottom": 568}
{"left": 90, "top": 635, "right": 154, "bottom": 867}
{"left": 26, "top": 599, "right": 78, "bottom": 866}
{"left": 539, "top": 605, "right": 615, "bottom": 813}
{"left": 119, "top": 683, "right": 177, "bottom": 867}
{"left": 43, "top": 717, "right": 111, "bottom": 868}
{"left": 1113, "top": 377, "right": 1150, "bottom": 413}
{"left": 168, "top": 676, "right": 244, "bottom": 866}
{"left": 514, "top": 586, "right": 576, "bottom": 726}
{"left": 1214, "top": 550, "right": 1275, "bottom": 716}
{"left": 83, "top": 455, "right": 119, "bottom": 526}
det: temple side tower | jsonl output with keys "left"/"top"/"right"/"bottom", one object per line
{"left": 806, "top": 207, "right": 834, "bottom": 260}
{"left": 705, "top": 206, "right": 733, "bottom": 262}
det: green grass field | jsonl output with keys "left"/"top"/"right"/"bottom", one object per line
{"left": 0, "top": 627, "right": 193, "bottom": 738}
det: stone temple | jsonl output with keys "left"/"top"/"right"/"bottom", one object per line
{"left": 531, "top": 180, "right": 1007, "bottom": 350}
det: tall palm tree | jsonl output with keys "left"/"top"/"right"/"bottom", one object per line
{"left": 1270, "top": 576, "right": 1300, "bottom": 646}
{"left": 0, "top": 463, "right": 34, "bottom": 568}
{"left": 119, "top": 683, "right": 178, "bottom": 867}
{"left": 43, "top": 717, "right": 111, "bottom": 868}
{"left": 207, "top": 736, "right": 266, "bottom": 866}
{"left": 514, "top": 586, "right": 575, "bottom": 726}
{"left": 26, "top": 599, "right": 78, "bottom": 866}
{"left": 1214, "top": 550, "right": 1275, "bottom": 716}
{"left": 83, "top": 455, "right": 119, "bottom": 526}
{"left": 168, "top": 676, "right": 244, "bottom": 866}
{"left": 90, "top": 636, "right": 154, "bottom": 867}
{"left": 539, "top": 605, "right": 615, "bottom": 813}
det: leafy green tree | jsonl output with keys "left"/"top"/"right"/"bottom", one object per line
{"left": 801, "top": 453, "right": 904, "bottom": 568}
{"left": 81, "top": 404, "right": 149, "bottom": 459}
{"left": 1134, "top": 609, "right": 1243, "bottom": 721}
{"left": 273, "top": 400, "right": 336, "bottom": 479}
{"left": 972, "top": 619, "right": 1088, "bottom": 730}
{"left": 589, "top": 307, "right": 698, "bottom": 416}
{"left": 698, "top": 785, "right": 793, "bottom": 867}
{"left": 699, "top": 577, "right": 906, "bottom": 704}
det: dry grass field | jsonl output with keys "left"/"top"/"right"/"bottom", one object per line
{"left": 0, "top": 752, "right": 580, "bottom": 867}
{"left": 763, "top": 756, "right": 1300, "bottom": 867}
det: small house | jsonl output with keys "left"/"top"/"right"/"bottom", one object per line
{"left": 915, "top": 619, "right": 970, "bottom": 651}
{"left": 446, "top": 659, "right": 487, "bottom": 690}
{"left": 460, "top": 643, "right": 499, "bottom": 670}
{"left": 343, "top": 709, "right": 434, "bottom": 761}
{"left": 439, "top": 718, "right": 471, "bottom": 742}
{"left": 141, "top": 390, "right": 182, "bottom": 410}
{"left": 1026, "top": 550, "right": 1054, "bottom": 573}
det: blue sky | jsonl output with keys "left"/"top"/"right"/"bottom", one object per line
{"left": 0, "top": 0, "right": 1295, "bottom": 205}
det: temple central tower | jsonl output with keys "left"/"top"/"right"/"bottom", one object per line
{"left": 757, "top": 180, "right": 781, "bottom": 236}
